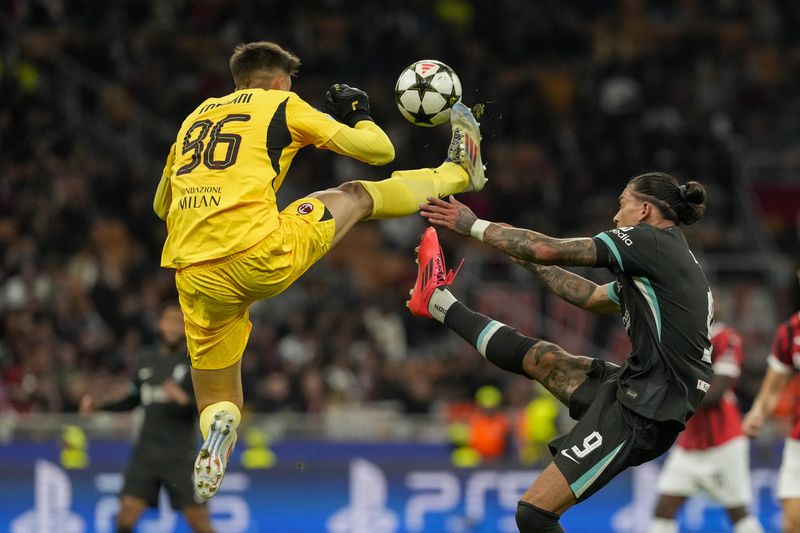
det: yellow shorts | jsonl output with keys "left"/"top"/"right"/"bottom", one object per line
{"left": 175, "top": 198, "right": 335, "bottom": 370}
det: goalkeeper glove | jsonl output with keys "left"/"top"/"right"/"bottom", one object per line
{"left": 325, "top": 84, "right": 372, "bottom": 127}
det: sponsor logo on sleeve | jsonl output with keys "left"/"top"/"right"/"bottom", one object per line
{"left": 696, "top": 379, "right": 710, "bottom": 392}
{"left": 610, "top": 227, "right": 634, "bottom": 246}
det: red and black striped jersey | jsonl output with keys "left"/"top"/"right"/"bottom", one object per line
{"left": 767, "top": 311, "right": 800, "bottom": 440}
{"left": 677, "top": 323, "right": 744, "bottom": 450}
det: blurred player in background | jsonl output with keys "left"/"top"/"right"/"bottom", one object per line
{"left": 652, "top": 299, "right": 764, "bottom": 533}
{"left": 80, "top": 303, "right": 213, "bottom": 533}
{"left": 153, "top": 41, "right": 487, "bottom": 499}
{"left": 409, "top": 173, "right": 712, "bottom": 533}
{"left": 743, "top": 270, "right": 800, "bottom": 533}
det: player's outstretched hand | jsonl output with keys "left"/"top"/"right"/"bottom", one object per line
{"left": 741, "top": 409, "right": 764, "bottom": 437}
{"left": 420, "top": 195, "right": 477, "bottom": 236}
{"left": 325, "top": 84, "right": 372, "bottom": 127}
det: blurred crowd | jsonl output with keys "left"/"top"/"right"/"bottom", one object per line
{"left": 1, "top": 0, "right": 799, "bottom": 449}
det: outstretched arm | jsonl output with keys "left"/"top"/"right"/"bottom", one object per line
{"left": 483, "top": 224, "right": 597, "bottom": 266}
{"left": 288, "top": 91, "right": 395, "bottom": 166}
{"left": 420, "top": 196, "right": 598, "bottom": 267}
{"left": 516, "top": 262, "right": 619, "bottom": 314}
{"left": 324, "top": 121, "right": 395, "bottom": 165}
{"left": 80, "top": 382, "right": 141, "bottom": 414}
{"left": 320, "top": 84, "right": 394, "bottom": 165}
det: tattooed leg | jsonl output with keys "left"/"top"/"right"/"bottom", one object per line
{"left": 521, "top": 341, "right": 594, "bottom": 406}
{"left": 437, "top": 297, "right": 593, "bottom": 406}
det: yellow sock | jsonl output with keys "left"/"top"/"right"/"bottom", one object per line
{"left": 358, "top": 162, "right": 468, "bottom": 219}
{"left": 199, "top": 401, "right": 241, "bottom": 440}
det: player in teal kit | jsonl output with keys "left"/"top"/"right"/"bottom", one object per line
{"left": 409, "top": 173, "right": 713, "bottom": 532}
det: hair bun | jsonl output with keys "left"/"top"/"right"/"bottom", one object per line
{"left": 628, "top": 172, "right": 708, "bottom": 225}
{"left": 676, "top": 180, "right": 707, "bottom": 224}
{"left": 682, "top": 181, "right": 706, "bottom": 205}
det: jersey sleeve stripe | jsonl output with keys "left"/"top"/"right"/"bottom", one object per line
{"left": 767, "top": 354, "right": 793, "bottom": 374}
{"left": 606, "top": 283, "right": 620, "bottom": 305}
{"left": 595, "top": 233, "right": 624, "bottom": 272}
{"left": 632, "top": 276, "right": 662, "bottom": 341}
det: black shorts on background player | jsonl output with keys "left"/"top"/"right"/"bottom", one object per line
{"left": 101, "top": 344, "right": 202, "bottom": 509}
{"left": 550, "top": 360, "right": 682, "bottom": 502}
{"left": 122, "top": 446, "right": 199, "bottom": 508}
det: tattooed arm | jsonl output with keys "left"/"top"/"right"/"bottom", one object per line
{"left": 481, "top": 224, "right": 597, "bottom": 266}
{"left": 516, "top": 262, "right": 619, "bottom": 314}
{"left": 420, "top": 195, "right": 598, "bottom": 267}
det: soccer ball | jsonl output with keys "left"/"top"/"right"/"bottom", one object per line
{"left": 394, "top": 60, "right": 462, "bottom": 127}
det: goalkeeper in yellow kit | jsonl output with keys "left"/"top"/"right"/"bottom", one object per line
{"left": 153, "top": 41, "right": 486, "bottom": 500}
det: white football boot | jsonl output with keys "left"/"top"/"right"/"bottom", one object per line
{"left": 447, "top": 102, "right": 487, "bottom": 192}
{"left": 193, "top": 410, "right": 237, "bottom": 501}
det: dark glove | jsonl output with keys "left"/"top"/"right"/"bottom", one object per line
{"left": 325, "top": 84, "right": 372, "bottom": 127}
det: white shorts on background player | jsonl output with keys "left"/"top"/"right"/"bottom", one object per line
{"left": 778, "top": 438, "right": 800, "bottom": 500}
{"left": 657, "top": 435, "right": 752, "bottom": 507}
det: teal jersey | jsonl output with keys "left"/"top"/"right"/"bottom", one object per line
{"left": 594, "top": 224, "right": 713, "bottom": 424}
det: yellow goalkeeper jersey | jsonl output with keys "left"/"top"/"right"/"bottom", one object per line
{"left": 154, "top": 88, "right": 393, "bottom": 268}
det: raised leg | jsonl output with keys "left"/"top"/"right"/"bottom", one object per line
{"left": 407, "top": 227, "right": 593, "bottom": 406}
{"left": 308, "top": 102, "right": 486, "bottom": 249}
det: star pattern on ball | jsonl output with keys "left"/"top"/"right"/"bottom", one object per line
{"left": 395, "top": 60, "right": 461, "bottom": 127}
{"left": 409, "top": 105, "right": 435, "bottom": 125}
{"left": 447, "top": 84, "right": 460, "bottom": 107}
{"left": 413, "top": 72, "right": 434, "bottom": 101}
